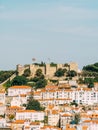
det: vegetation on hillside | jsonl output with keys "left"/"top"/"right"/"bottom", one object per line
{"left": 66, "top": 70, "right": 77, "bottom": 78}
{"left": 83, "top": 63, "right": 98, "bottom": 73}
{"left": 11, "top": 76, "right": 28, "bottom": 86}
{"left": 4, "top": 69, "right": 47, "bottom": 90}
{"left": 26, "top": 97, "right": 45, "bottom": 111}
{"left": 3, "top": 62, "right": 98, "bottom": 90}
{"left": 55, "top": 68, "right": 67, "bottom": 77}
{"left": 0, "top": 70, "right": 15, "bottom": 83}
{"left": 77, "top": 62, "right": 98, "bottom": 88}
{"left": 30, "top": 69, "right": 47, "bottom": 89}
{"left": 4, "top": 76, "right": 28, "bottom": 89}
{"left": 23, "top": 68, "right": 31, "bottom": 77}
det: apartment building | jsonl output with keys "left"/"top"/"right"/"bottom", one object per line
{"left": 34, "top": 86, "right": 98, "bottom": 106}
{"left": 16, "top": 110, "right": 45, "bottom": 121}
{"left": 8, "top": 86, "right": 32, "bottom": 96}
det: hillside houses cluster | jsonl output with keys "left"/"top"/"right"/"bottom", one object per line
{"left": 0, "top": 81, "right": 98, "bottom": 130}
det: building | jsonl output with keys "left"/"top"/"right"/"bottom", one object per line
{"left": 8, "top": 86, "right": 32, "bottom": 96}
{"left": 16, "top": 110, "right": 45, "bottom": 121}
{"left": 11, "top": 94, "right": 28, "bottom": 107}
{"left": 34, "top": 86, "right": 98, "bottom": 106}
{"left": 0, "top": 117, "right": 6, "bottom": 127}
{"left": 60, "top": 113, "right": 72, "bottom": 129}
{"left": 5, "top": 106, "right": 23, "bottom": 118}
{"left": 48, "top": 110, "right": 60, "bottom": 126}
{"left": 0, "top": 90, "right": 5, "bottom": 104}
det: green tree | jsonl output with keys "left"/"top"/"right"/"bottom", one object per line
{"left": 67, "top": 70, "right": 77, "bottom": 78}
{"left": 35, "top": 69, "right": 43, "bottom": 77}
{"left": 74, "top": 113, "right": 81, "bottom": 124}
{"left": 34, "top": 62, "right": 45, "bottom": 67}
{"left": 23, "top": 68, "right": 31, "bottom": 77}
{"left": 83, "top": 63, "right": 98, "bottom": 73}
{"left": 64, "top": 63, "right": 70, "bottom": 69}
{"left": 11, "top": 76, "right": 27, "bottom": 86}
{"left": 31, "top": 76, "right": 39, "bottom": 82}
{"left": 26, "top": 98, "right": 44, "bottom": 111}
{"left": 55, "top": 68, "right": 67, "bottom": 77}
{"left": 50, "top": 62, "right": 57, "bottom": 67}
{"left": 0, "top": 70, "right": 15, "bottom": 83}
{"left": 4, "top": 80, "right": 12, "bottom": 90}
{"left": 70, "top": 113, "right": 80, "bottom": 125}
{"left": 94, "top": 77, "right": 98, "bottom": 82}
{"left": 44, "top": 116, "right": 48, "bottom": 124}
{"left": 70, "top": 100, "right": 78, "bottom": 107}
{"left": 84, "top": 78, "right": 94, "bottom": 88}
{"left": 49, "top": 79, "right": 58, "bottom": 84}
{"left": 78, "top": 78, "right": 84, "bottom": 84}
{"left": 88, "top": 82, "right": 94, "bottom": 88}
{"left": 31, "top": 69, "right": 47, "bottom": 89}
{"left": 36, "top": 79, "right": 47, "bottom": 89}
{"left": 8, "top": 114, "right": 15, "bottom": 121}
{"left": 40, "top": 61, "right": 46, "bottom": 66}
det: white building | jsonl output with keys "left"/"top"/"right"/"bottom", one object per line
{"left": 60, "top": 113, "right": 72, "bottom": 129}
{"left": 0, "top": 104, "right": 6, "bottom": 115}
{"left": 11, "top": 120, "right": 43, "bottom": 130}
{"left": 72, "top": 88, "right": 98, "bottom": 105}
{"left": 48, "top": 110, "right": 60, "bottom": 126}
{"left": 34, "top": 87, "right": 98, "bottom": 106}
{"left": 0, "top": 117, "right": 6, "bottom": 127}
{"left": 11, "top": 94, "right": 28, "bottom": 107}
{"left": 8, "top": 86, "right": 32, "bottom": 96}
{"left": 16, "top": 110, "right": 45, "bottom": 121}
{"left": 0, "top": 91, "right": 5, "bottom": 104}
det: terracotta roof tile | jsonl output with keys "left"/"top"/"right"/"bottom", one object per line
{"left": 10, "top": 86, "right": 31, "bottom": 89}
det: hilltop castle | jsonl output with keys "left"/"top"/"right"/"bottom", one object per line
{"left": 17, "top": 62, "right": 78, "bottom": 79}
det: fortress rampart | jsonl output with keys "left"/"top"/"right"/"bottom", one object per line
{"left": 17, "top": 62, "right": 78, "bottom": 78}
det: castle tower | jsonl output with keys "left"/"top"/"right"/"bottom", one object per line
{"left": 16, "top": 64, "right": 24, "bottom": 76}
{"left": 45, "top": 64, "right": 57, "bottom": 78}
{"left": 69, "top": 62, "right": 78, "bottom": 72}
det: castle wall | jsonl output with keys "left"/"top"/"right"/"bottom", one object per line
{"left": 57, "top": 64, "right": 64, "bottom": 69}
{"left": 69, "top": 62, "right": 78, "bottom": 72}
{"left": 17, "top": 62, "right": 78, "bottom": 78}
{"left": 17, "top": 64, "right": 26, "bottom": 76}
{"left": 45, "top": 64, "right": 57, "bottom": 78}
{"left": 29, "top": 64, "right": 45, "bottom": 77}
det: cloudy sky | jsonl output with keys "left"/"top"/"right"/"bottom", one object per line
{"left": 0, "top": 0, "right": 98, "bottom": 70}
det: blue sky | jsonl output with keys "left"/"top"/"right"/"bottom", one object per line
{"left": 0, "top": 0, "right": 98, "bottom": 70}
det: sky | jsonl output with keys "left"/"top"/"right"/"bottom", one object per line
{"left": 0, "top": 0, "right": 98, "bottom": 70}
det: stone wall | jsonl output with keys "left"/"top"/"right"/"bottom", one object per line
{"left": 17, "top": 62, "right": 78, "bottom": 79}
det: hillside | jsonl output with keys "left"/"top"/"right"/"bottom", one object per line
{"left": 83, "top": 63, "right": 98, "bottom": 73}
{"left": 0, "top": 70, "right": 15, "bottom": 84}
